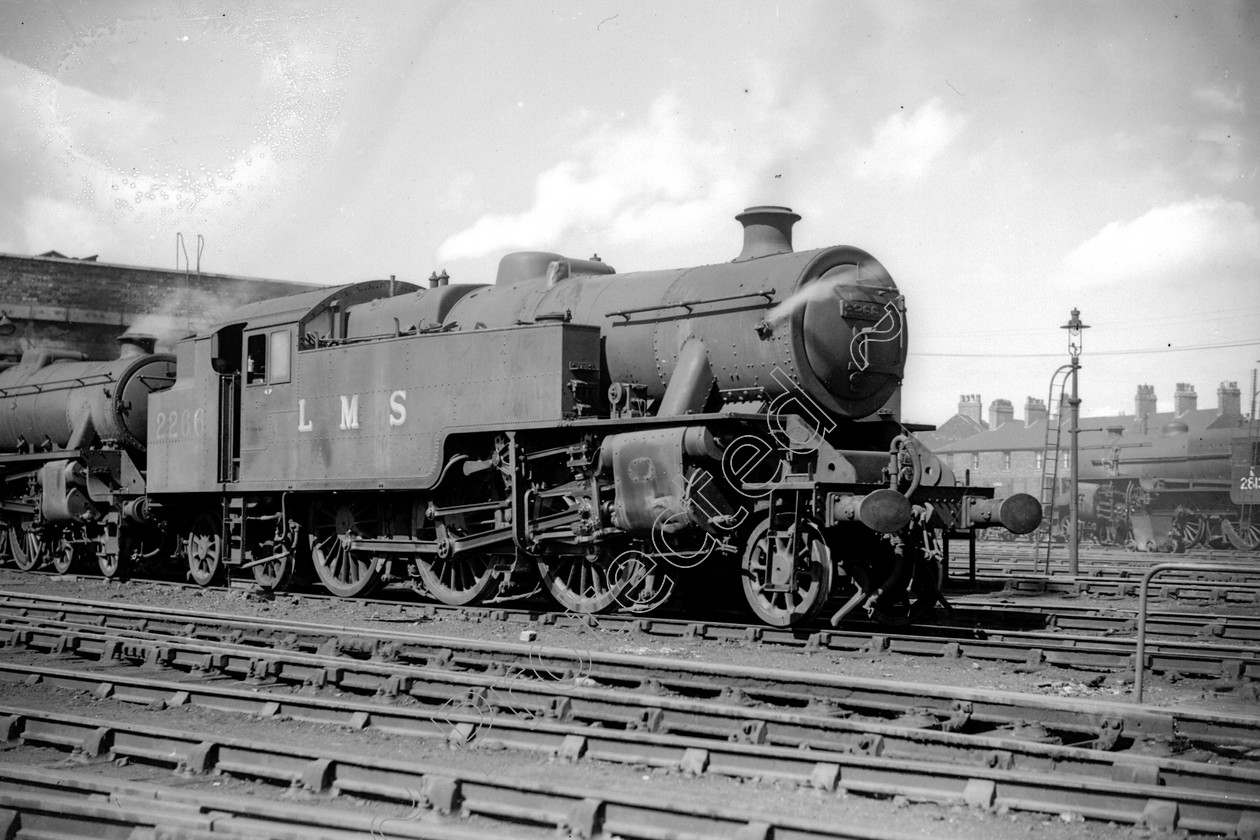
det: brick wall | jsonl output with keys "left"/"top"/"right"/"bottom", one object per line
{"left": 944, "top": 450, "right": 1044, "bottom": 497}
{"left": 0, "top": 254, "right": 320, "bottom": 361}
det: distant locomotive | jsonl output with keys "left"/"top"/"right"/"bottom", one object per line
{"left": 0, "top": 207, "right": 1043, "bottom": 626}
{"left": 0, "top": 339, "right": 175, "bottom": 575}
{"left": 1057, "top": 419, "right": 1260, "bottom": 552}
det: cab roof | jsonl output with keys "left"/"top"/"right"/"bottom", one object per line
{"left": 207, "top": 279, "right": 419, "bottom": 334}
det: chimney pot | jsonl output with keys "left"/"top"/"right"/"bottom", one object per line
{"left": 734, "top": 206, "right": 800, "bottom": 261}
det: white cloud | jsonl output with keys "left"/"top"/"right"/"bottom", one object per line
{"left": 1189, "top": 122, "right": 1247, "bottom": 185}
{"left": 20, "top": 195, "right": 125, "bottom": 257}
{"left": 436, "top": 77, "right": 827, "bottom": 263}
{"left": 1193, "top": 84, "right": 1244, "bottom": 114}
{"left": 0, "top": 53, "right": 286, "bottom": 258}
{"left": 1058, "top": 197, "right": 1260, "bottom": 289}
{"left": 850, "top": 98, "right": 968, "bottom": 182}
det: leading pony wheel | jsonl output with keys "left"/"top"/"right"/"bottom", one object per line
{"left": 52, "top": 531, "right": 80, "bottom": 574}
{"left": 740, "top": 518, "right": 832, "bottom": 627}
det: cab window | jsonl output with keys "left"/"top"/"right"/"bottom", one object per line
{"left": 245, "top": 330, "right": 292, "bottom": 385}
{"left": 269, "top": 330, "right": 291, "bottom": 383}
{"left": 246, "top": 334, "right": 266, "bottom": 384}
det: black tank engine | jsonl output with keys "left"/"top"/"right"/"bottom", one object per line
{"left": 1, "top": 207, "right": 1042, "bottom": 626}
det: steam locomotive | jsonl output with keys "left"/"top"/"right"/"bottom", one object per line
{"left": 1058, "top": 420, "right": 1260, "bottom": 552}
{"left": 0, "top": 207, "right": 1042, "bottom": 626}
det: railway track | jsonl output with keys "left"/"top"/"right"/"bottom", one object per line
{"left": 10, "top": 563, "right": 1260, "bottom": 643}
{"left": 3, "top": 587, "right": 1257, "bottom": 685}
{"left": 941, "top": 600, "right": 1260, "bottom": 643}
{"left": 1, "top": 626, "right": 1258, "bottom": 835}
{"left": 969, "top": 544, "right": 1260, "bottom": 583}
{"left": 0, "top": 764, "right": 513, "bottom": 840}
{"left": 2, "top": 591, "right": 1258, "bottom": 835}
{"left": 0, "top": 706, "right": 902, "bottom": 840}
{"left": 1, "top": 590, "right": 1257, "bottom": 753}
{"left": 990, "top": 574, "right": 1260, "bottom": 603}
{"left": 1, "top": 695, "right": 1258, "bottom": 839}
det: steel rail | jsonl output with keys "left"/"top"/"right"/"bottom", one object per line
{"left": 944, "top": 600, "right": 1260, "bottom": 642}
{"left": 5, "top": 658, "right": 1258, "bottom": 801}
{"left": 978, "top": 562, "right": 1260, "bottom": 580}
{"left": 1, "top": 608, "right": 1258, "bottom": 756}
{"left": 981, "top": 567, "right": 1260, "bottom": 589}
{"left": 12, "top": 565, "right": 1260, "bottom": 637}
{"left": 4, "top": 587, "right": 1257, "bottom": 682}
{"left": 11, "top": 567, "right": 1260, "bottom": 649}
{"left": 3, "top": 702, "right": 1259, "bottom": 836}
{"left": 978, "top": 554, "right": 1260, "bottom": 570}
{"left": 988, "top": 575, "right": 1260, "bottom": 602}
{"left": 0, "top": 765, "right": 508, "bottom": 840}
{"left": 4, "top": 618, "right": 1161, "bottom": 754}
{"left": 977, "top": 544, "right": 1258, "bottom": 562}
{"left": 2, "top": 703, "right": 1126, "bottom": 840}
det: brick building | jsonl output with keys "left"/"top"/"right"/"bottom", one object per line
{"left": 0, "top": 251, "right": 321, "bottom": 362}
{"left": 923, "top": 383, "right": 1248, "bottom": 498}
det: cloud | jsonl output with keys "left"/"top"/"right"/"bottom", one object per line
{"left": 1188, "top": 122, "right": 1247, "bottom": 185}
{"left": 1058, "top": 197, "right": 1260, "bottom": 289}
{"left": 850, "top": 98, "right": 968, "bottom": 182}
{"left": 0, "top": 51, "right": 290, "bottom": 259}
{"left": 1192, "top": 84, "right": 1244, "bottom": 114}
{"left": 436, "top": 77, "right": 826, "bottom": 263}
{"left": 18, "top": 195, "right": 125, "bottom": 257}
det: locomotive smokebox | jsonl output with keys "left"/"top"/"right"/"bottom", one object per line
{"left": 734, "top": 205, "right": 801, "bottom": 261}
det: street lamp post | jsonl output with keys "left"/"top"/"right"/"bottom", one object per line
{"left": 1061, "top": 308, "right": 1088, "bottom": 576}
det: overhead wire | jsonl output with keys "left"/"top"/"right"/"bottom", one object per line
{"left": 909, "top": 338, "right": 1260, "bottom": 359}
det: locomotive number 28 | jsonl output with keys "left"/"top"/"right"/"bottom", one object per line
{"left": 154, "top": 407, "right": 206, "bottom": 442}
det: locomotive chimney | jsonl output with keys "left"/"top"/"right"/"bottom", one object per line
{"left": 117, "top": 333, "right": 156, "bottom": 358}
{"left": 734, "top": 205, "right": 800, "bottom": 261}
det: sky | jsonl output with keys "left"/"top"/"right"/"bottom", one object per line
{"left": 0, "top": 0, "right": 1257, "bottom": 426}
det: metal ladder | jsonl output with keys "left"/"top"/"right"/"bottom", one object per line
{"left": 1037, "top": 364, "right": 1073, "bottom": 572}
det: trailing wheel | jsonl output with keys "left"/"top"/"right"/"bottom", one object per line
{"left": 740, "top": 518, "right": 833, "bottom": 627}
{"left": 246, "top": 503, "right": 296, "bottom": 592}
{"left": 251, "top": 548, "right": 294, "bottom": 591}
{"left": 308, "top": 497, "right": 385, "bottom": 598}
{"left": 186, "top": 513, "right": 224, "bottom": 586}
